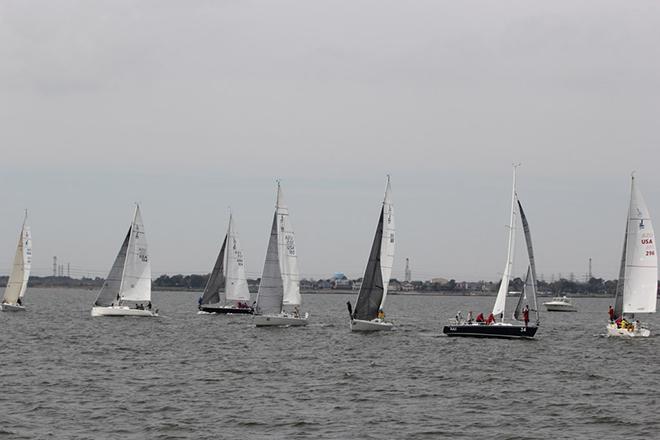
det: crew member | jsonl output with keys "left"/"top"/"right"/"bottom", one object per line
{"left": 522, "top": 304, "right": 529, "bottom": 327}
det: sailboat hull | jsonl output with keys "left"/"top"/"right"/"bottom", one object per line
{"left": 350, "top": 319, "right": 393, "bottom": 332}
{"left": 443, "top": 323, "right": 538, "bottom": 339}
{"left": 606, "top": 323, "right": 650, "bottom": 338}
{"left": 198, "top": 305, "right": 254, "bottom": 315}
{"left": 0, "top": 303, "right": 26, "bottom": 312}
{"left": 254, "top": 312, "right": 309, "bottom": 327}
{"left": 91, "top": 306, "right": 158, "bottom": 317}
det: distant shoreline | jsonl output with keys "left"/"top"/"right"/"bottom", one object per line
{"left": 23, "top": 285, "right": 614, "bottom": 298}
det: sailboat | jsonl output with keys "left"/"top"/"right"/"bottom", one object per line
{"left": 607, "top": 174, "right": 657, "bottom": 337}
{"left": 443, "top": 165, "right": 540, "bottom": 339}
{"left": 253, "top": 181, "right": 308, "bottom": 326}
{"left": 1, "top": 212, "right": 32, "bottom": 312}
{"left": 198, "top": 213, "right": 253, "bottom": 314}
{"left": 347, "top": 176, "right": 395, "bottom": 332}
{"left": 91, "top": 204, "right": 157, "bottom": 317}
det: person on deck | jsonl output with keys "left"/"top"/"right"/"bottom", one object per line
{"left": 486, "top": 312, "right": 495, "bottom": 325}
{"left": 475, "top": 312, "right": 485, "bottom": 323}
{"left": 608, "top": 305, "right": 615, "bottom": 322}
{"left": 615, "top": 316, "right": 623, "bottom": 328}
{"left": 466, "top": 311, "right": 473, "bottom": 324}
{"left": 197, "top": 296, "right": 203, "bottom": 310}
{"left": 377, "top": 309, "right": 385, "bottom": 320}
{"left": 455, "top": 311, "right": 463, "bottom": 323}
{"left": 522, "top": 305, "right": 529, "bottom": 327}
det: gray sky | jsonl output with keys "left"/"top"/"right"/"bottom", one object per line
{"left": 1, "top": 0, "right": 659, "bottom": 282}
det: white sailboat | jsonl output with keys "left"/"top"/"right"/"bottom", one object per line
{"left": 1, "top": 212, "right": 32, "bottom": 312}
{"left": 348, "top": 176, "right": 395, "bottom": 332}
{"left": 91, "top": 204, "right": 157, "bottom": 317}
{"left": 443, "top": 165, "right": 540, "bottom": 338}
{"left": 607, "top": 174, "right": 657, "bottom": 337}
{"left": 254, "top": 182, "right": 308, "bottom": 327}
{"left": 198, "top": 213, "right": 253, "bottom": 314}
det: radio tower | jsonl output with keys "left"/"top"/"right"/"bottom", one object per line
{"left": 588, "top": 258, "right": 592, "bottom": 280}
{"left": 53, "top": 256, "right": 57, "bottom": 277}
{"left": 404, "top": 258, "right": 412, "bottom": 283}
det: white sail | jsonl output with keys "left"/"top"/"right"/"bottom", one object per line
{"left": 225, "top": 214, "right": 251, "bottom": 302}
{"left": 622, "top": 175, "right": 657, "bottom": 314}
{"left": 379, "top": 176, "right": 395, "bottom": 309}
{"left": 492, "top": 165, "right": 518, "bottom": 318}
{"left": 2, "top": 214, "right": 32, "bottom": 305}
{"left": 95, "top": 229, "right": 131, "bottom": 307}
{"left": 119, "top": 205, "right": 151, "bottom": 302}
{"left": 256, "top": 213, "right": 284, "bottom": 314}
{"left": 276, "top": 183, "right": 302, "bottom": 307}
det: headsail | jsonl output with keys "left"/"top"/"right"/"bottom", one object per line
{"left": 276, "top": 183, "right": 302, "bottom": 307}
{"left": 353, "top": 177, "right": 394, "bottom": 321}
{"left": 492, "top": 165, "right": 518, "bottom": 318}
{"left": 353, "top": 208, "right": 385, "bottom": 321}
{"left": 516, "top": 198, "right": 539, "bottom": 323}
{"left": 513, "top": 266, "right": 533, "bottom": 322}
{"left": 2, "top": 214, "right": 32, "bottom": 305}
{"left": 620, "top": 175, "right": 657, "bottom": 314}
{"left": 225, "top": 214, "right": 251, "bottom": 303}
{"left": 95, "top": 228, "right": 130, "bottom": 307}
{"left": 256, "top": 213, "right": 284, "bottom": 314}
{"left": 118, "top": 205, "right": 151, "bottom": 302}
{"left": 200, "top": 235, "right": 227, "bottom": 306}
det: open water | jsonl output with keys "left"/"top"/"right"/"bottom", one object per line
{"left": 1, "top": 288, "right": 659, "bottom": 439}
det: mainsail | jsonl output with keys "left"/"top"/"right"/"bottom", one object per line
{"left": 2, "top": 214, "right": 32, "bottom": 305}
{"left": 200, "top": 235, "right": 227, "bottom": 306}
{"left": 492, "top": 166, "right": 518, "bottom": 318}
{"left": 276, "top": 184, "right": 302, "bottom": 307}
{"left": 515, "top": 198, "right": 539, "bottom": 323}
{"left": 353, "top": 177, "right": 395, "bottom": 321}
{"left": 615, "top": 175, "right": 657, "bottom": 316}
{"left": 225, "top": 214, "right": 251, "bottom": 303}
{"left": 118, "top": 205, "right": 151, "bottom": 302}
{"left": 256, "top": 213, "right": 284, "bottom": 314}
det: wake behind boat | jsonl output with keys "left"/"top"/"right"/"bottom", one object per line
{"left": 1, "top": 211, "right": 32, "bottom": 313}
{"left": 253, "top": 182, "right": 308, "bottom": 327}
{"left": 443, "top": 165, "right": 540, "bottom": 339}
{"left": 347, "top": 176, "right": 395, "bottom": 332}
{"left": 606, "top": 174, "right": 657, "bottom": 338}
{"left": 198, "top": 213, "right": 253, "bottom": 315}
{"left": 91, "top": 204, "right": 158, "bottom": 317}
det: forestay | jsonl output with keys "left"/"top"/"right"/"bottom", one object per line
{"left": 2, "top": 216, "right": 32, "bottom": 305}
{"left": 119, "top": 205, "right": 151, "bottom": 302}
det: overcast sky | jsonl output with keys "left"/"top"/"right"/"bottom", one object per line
{"left": 1, "top": 0, "right": 659, "bottom": 282}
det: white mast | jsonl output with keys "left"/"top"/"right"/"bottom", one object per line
{"left": 492, "top": 164, "right": 519, "bottom": 318}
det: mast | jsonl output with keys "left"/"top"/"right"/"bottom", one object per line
{"left": 492, "top": 164, "right": 519, "bottom": 319}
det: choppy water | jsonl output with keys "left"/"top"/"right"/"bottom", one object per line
{"left": 1, "top": 288, "right": 659, "bottom": 439}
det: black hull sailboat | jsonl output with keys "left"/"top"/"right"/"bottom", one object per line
{"left": 443, "top": 323, "right": 538, "bottom": 339}
{"left": 442, "top": 166, "right": 541, "bottom": 340}
{"left": 199, "top": 305, "right": 254, "bottom": 315}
